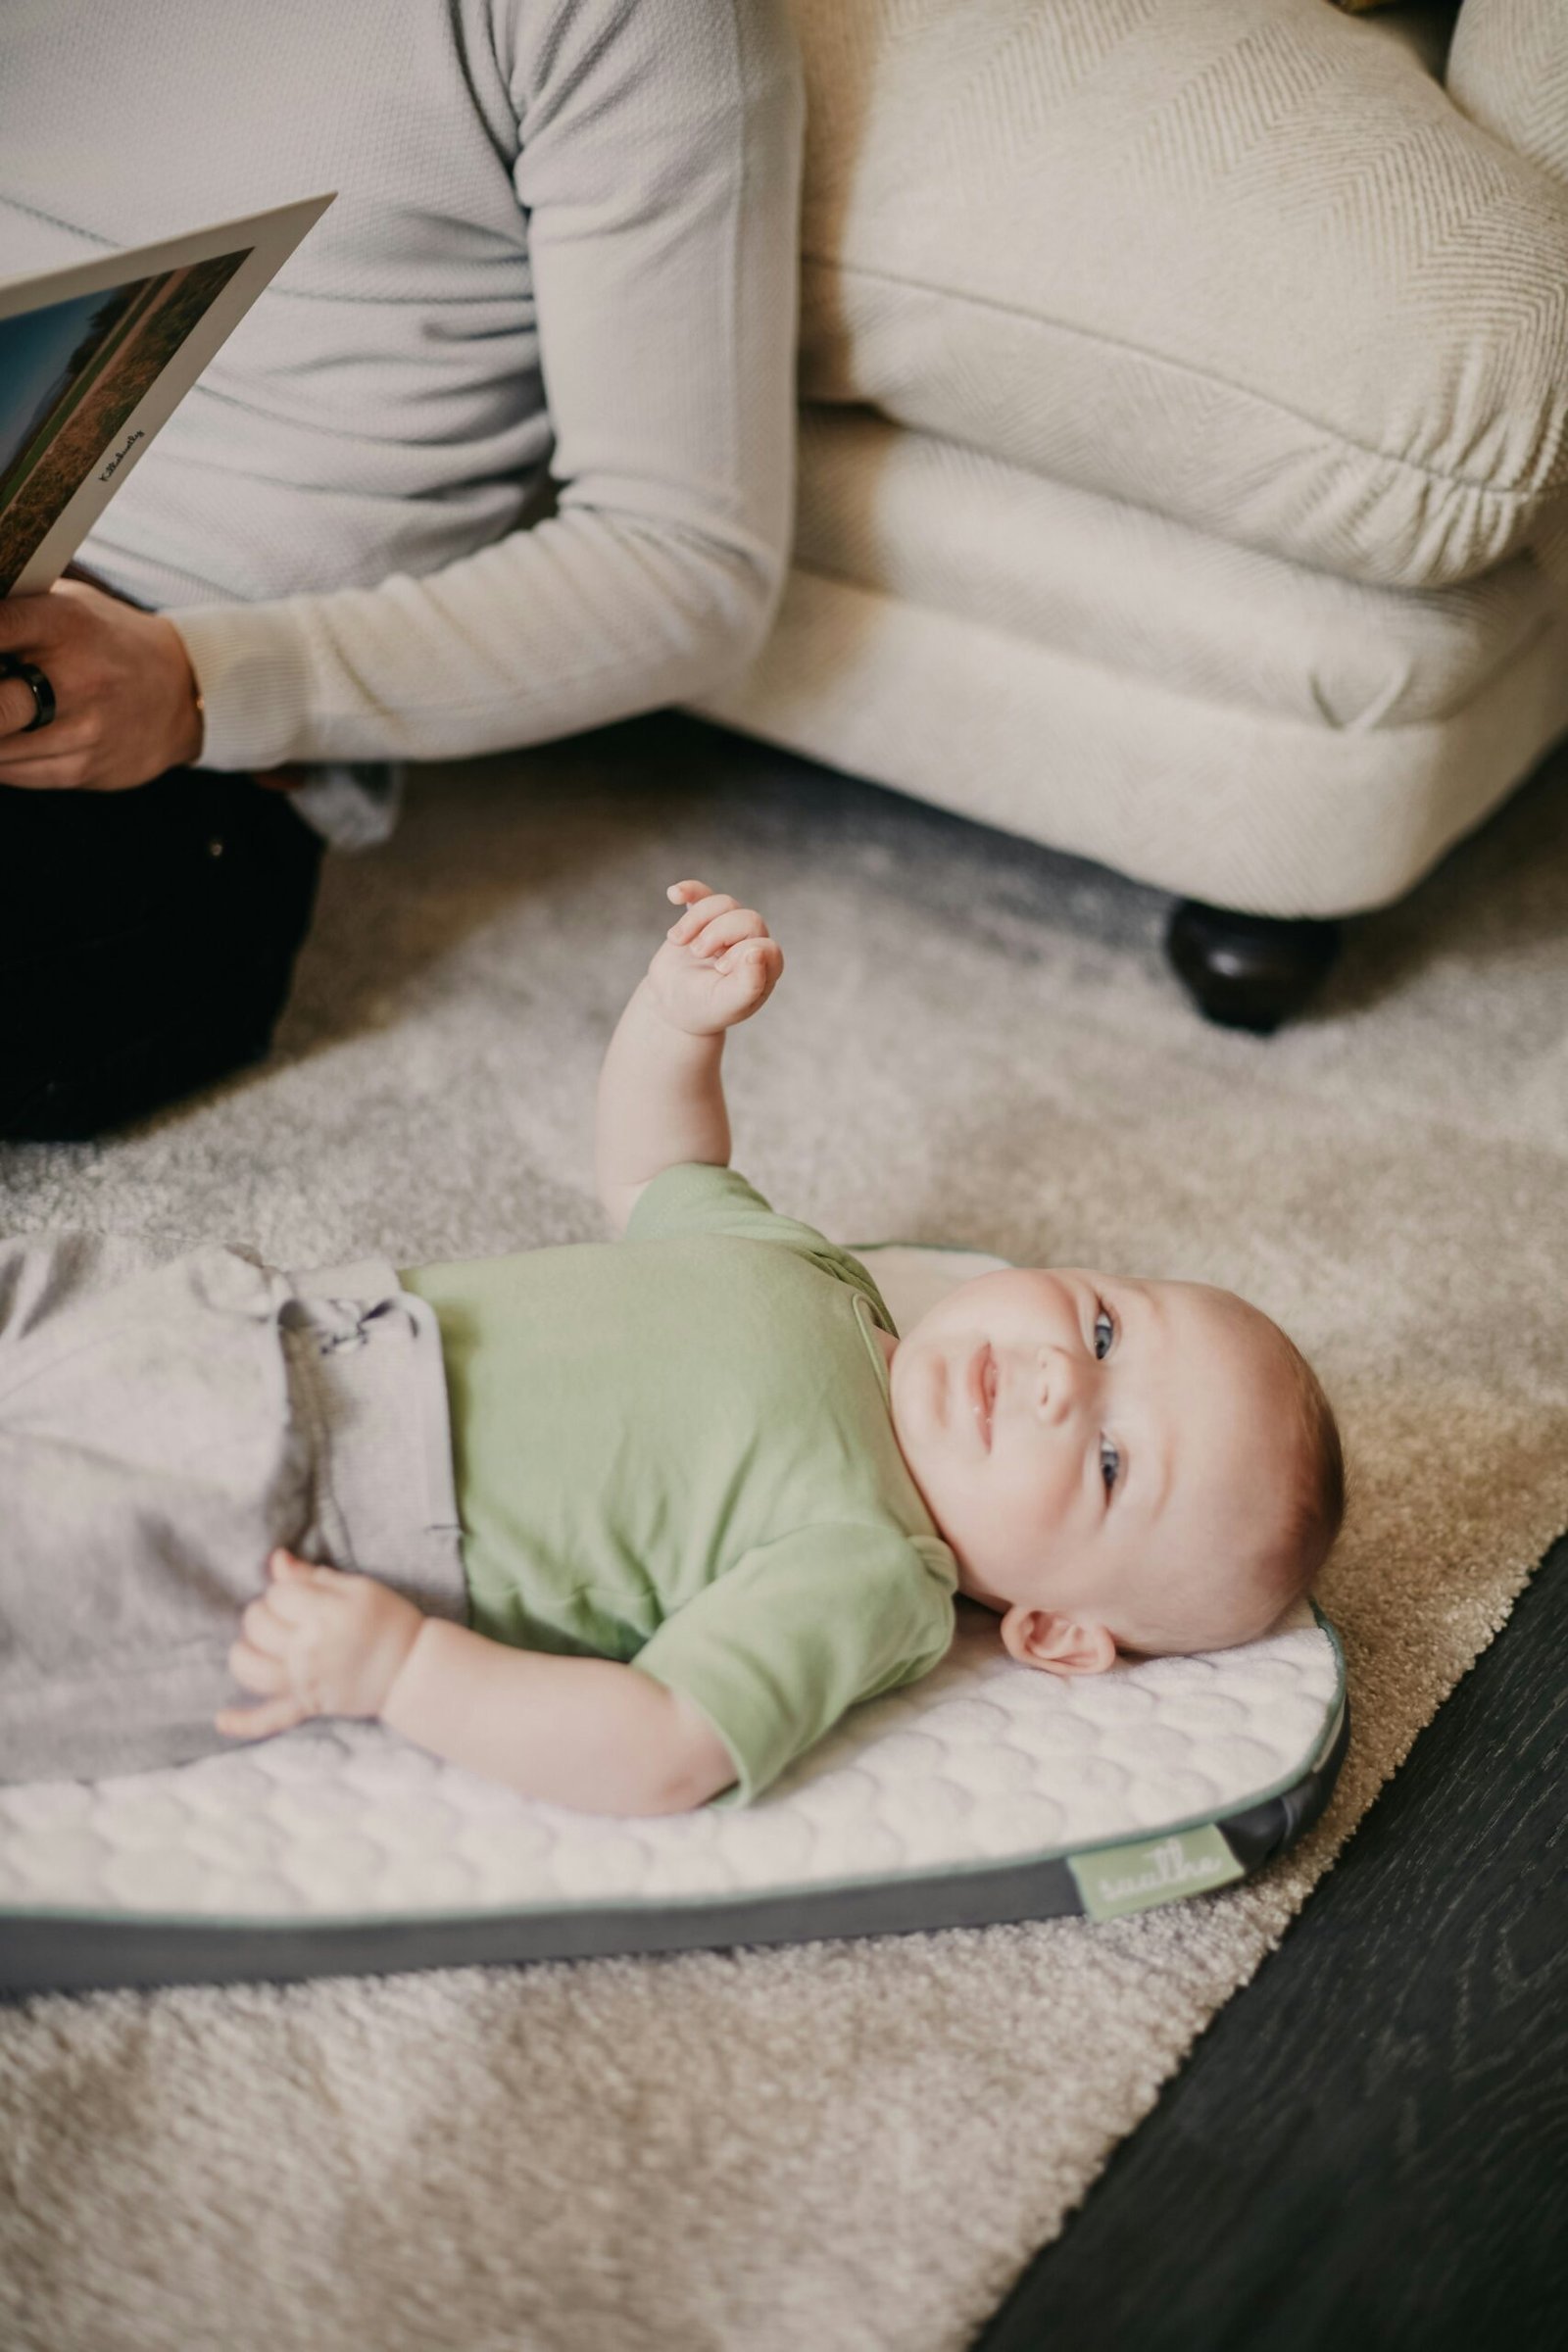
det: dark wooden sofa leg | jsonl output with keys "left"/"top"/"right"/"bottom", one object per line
{"left": 1165, "top": 900, "right": 1343, "bottom": 1033}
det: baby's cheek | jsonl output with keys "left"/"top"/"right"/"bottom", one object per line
{"left": 984, "top": 1463, "right": 1046, "bottom": 1555}
{"left": 1024, "top": 1456, "right": 1082, "bottom": 1549}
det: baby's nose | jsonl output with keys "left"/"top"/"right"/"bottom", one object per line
{"left": 1035, "top": 1346, "right": 1080, "bottom": 1421}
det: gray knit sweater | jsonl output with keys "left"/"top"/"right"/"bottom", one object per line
{"left": 0, "top": 0, "right": 803, "bottom": 841}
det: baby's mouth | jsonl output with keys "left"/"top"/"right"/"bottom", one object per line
{"left": 968, "top": 1343, "right": 995, "bottom": 1449}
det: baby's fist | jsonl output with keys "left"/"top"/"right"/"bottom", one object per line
{"left": 644, "top": 878, "right": 783, "bottom": 1036}
{"left": 217, "top": 1551, "right": 425, "bottom": 1742}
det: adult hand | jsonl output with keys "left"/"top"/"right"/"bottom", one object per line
{"left": 0, "top": 577, "right": 204, "bottom": 791}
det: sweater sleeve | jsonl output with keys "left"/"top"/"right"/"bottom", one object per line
{"left": 171, "top": 0, "right": 804, "bottom": 774}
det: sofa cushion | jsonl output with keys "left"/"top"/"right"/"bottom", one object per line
{"left": 788, "top": 0, "right": 1568, "bottom": 588}
{"left": 1449, "top": 0, "right": 1568, "bottom": 185}
{"left": 700, "top": 559, "right": 1568, "bottom": 920}
{"left": 791, "top": 407, "right": 1558, "bottom": 730}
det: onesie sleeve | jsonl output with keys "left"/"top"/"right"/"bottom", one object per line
{"left": 626, "top": 1163, "right": 898, "bottom": 1333}
{"left": 629, "top": 1525, "right": 956, "bottom": 1805}
{"left": 172, "top": 0, "right": 804, "bottom": 773}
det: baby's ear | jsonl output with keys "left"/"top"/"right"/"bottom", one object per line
{"left": 999, "top": 1604, "right": 1116, "bottom": 1678}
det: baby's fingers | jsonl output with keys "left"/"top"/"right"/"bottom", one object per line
{"left": 687, "top": 906, "right": 768, "bottom": 962}
{"left": 239, "top": 1593, "right": 293, "bottom": 1655}
{"left": 666, "top": 890, "right": 738, "bottom": 948}
{"left": 226, "top": 1635, "right": 290, "bottom": 1695}
{"left": 269, "top": 1545, "right": 339, "bottom": 1586}
{"left": 249, "top": 1585, "right": 328, "bottom": 1639}
{"left": 717, "top": 937, "right": 783, "bottom": 1006}
{"left": 215, "top": 1693, "right": 307, "bottom": 1742}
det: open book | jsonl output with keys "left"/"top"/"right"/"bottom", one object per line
{"left": 0, "top": 194, "right": 332, "bottom": 599}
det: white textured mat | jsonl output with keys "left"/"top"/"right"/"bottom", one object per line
{"left": 0, "top": 1249, "right": 1342, "bottom": 1935}
{"left": 0, "top": 1607, "right": 1340, "bottom": 1928}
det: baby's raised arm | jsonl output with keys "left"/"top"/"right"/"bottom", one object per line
{"left": 595, "top": 878, "right": 783, "bottom": 1234}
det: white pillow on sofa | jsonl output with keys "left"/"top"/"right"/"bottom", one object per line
{"left": 787, "top": 0, "right": 1568, "bottom": 589}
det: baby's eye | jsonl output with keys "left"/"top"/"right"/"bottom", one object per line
{"left": 1100, "top": 1435, "right": 1121, "bottom": 1495}
{"left": 1094, "top": 1304, "right": 1115, "bottom": 1360}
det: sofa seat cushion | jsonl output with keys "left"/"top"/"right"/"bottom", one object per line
{"left": 788, "top": 0, "right": 1568, "bottom": 589}
{"left": 697, "top": 417, "right": 1568, "bottom": 917}
{"left": 792, "top": 407, "right": 1560, "bottom": 730}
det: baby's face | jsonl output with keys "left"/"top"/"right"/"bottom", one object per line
{"left": 884, "top": 1267, "right": 1298, "bottom": 1659}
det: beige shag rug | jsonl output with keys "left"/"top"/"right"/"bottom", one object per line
{"left": 2, "top": 718, "right": 1566, "bottom": 2352}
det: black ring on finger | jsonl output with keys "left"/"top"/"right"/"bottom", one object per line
{"left": 0, "top": 656, "right": 58, "bottom": 733}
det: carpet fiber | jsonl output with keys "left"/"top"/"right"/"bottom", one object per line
{"left": 3, "top": 717, "right": 1566, "bottom": 2352}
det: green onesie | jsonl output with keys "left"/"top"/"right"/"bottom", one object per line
{"left": 400, "top": 1164, "right": 957, "bottom": 1802}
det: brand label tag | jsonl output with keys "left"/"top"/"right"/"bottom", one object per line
{"left": 1068, "top": 1826, "right": 1245, "bottom": 1921}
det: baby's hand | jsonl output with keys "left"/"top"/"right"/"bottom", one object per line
{"left": 642, "top": 878, "right": 784, "bottom": 1037}
{"left": 215, "top": 1549, "right": 424, "bottom": 1741}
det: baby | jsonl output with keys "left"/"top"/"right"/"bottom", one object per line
{"left": 0, "top": 880, "right": 1343, "bottom": 1811}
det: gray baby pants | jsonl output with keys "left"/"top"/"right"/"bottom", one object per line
{"left": 0, "top": 1232, "right": 468, "bottom": 1784}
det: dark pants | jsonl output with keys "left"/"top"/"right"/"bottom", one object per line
{"left": 0, "top": 767, "right": 323, "bottom": 1141}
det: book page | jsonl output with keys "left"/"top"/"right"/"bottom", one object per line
{"left": 0, "top": 194, "right": 331, "bottom": 598}
{"left": 0, "top": 251, "right": 250, "bottom": 594}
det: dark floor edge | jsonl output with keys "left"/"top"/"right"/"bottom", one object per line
{"left": 972, "top": 1528, "right": 1568, "bottom": 2352}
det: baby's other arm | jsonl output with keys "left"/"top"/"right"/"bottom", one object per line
{"left": 382, "top": 1617, "right": 736, "bottom": 1813}
{"left": 595, "top": 877, "right": 783, "bottom": 1234}
{"left": 219, "top": 1549, "right": 735, "bottom": 1813}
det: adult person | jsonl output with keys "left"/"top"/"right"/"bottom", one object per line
{"left": 0, "top": 0, "right": 804, "bottom": 1140}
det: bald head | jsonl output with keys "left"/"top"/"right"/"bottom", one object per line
{"left": 1109, "top": 1286, "right": 1345, "bottom": 1656}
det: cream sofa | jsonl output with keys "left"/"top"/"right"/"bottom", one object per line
{"left": 700, "top": 0, "right": 1568, "bottom": 1026}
